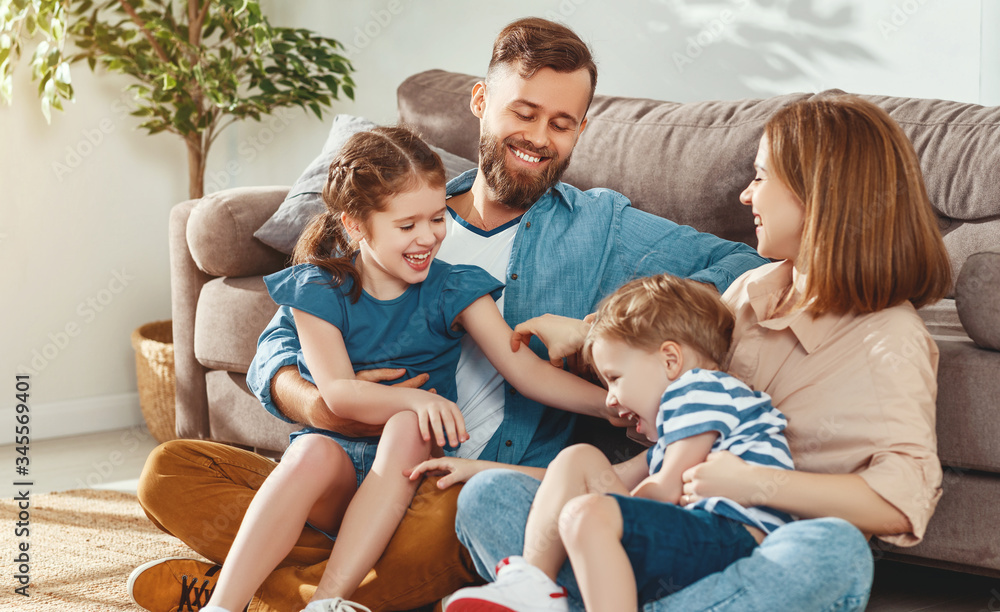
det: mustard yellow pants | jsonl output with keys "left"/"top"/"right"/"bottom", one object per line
{"left": 137, "top": 440, "right": 482, "bottom": 612}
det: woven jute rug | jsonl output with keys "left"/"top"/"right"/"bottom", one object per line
{"left": 0, "top": 489, "right": 201, "bottom": 611}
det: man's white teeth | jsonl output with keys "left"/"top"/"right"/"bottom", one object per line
{"left": 513, "top": 148, "right": 541, "bottom": 163}
{"left": 754, "top": 216, "right": 762, "bottom": 227}
{"left": 405, "top": 252, "right": 429, "bottom": 262}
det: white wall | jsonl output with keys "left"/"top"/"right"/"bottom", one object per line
{"left": 0, "top": 0, "right": 991, "bottom": 443}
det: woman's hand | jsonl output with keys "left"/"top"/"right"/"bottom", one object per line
{"left": 406, "top": 456, "right": 487, "bottom": 489}
{"left": 510, "top": 314, "right": 592, "bottom": 366}
{"left": 681, "top": 451, "right": 761, "bottom": 506}
{"left": 409, "top": 393, "right": 468, "bottom": 450}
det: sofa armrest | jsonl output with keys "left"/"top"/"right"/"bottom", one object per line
{"left": 170, "top": 199, "right": 213, "bottom": 439}
{"left": 170, "top": 186, "right": 290, "bottom": 441}
{"left": 956, "top": 248, "right": 1000, "bottom": 351}
{"left": 187, "top": 186, "right": 291, "bottom": 278}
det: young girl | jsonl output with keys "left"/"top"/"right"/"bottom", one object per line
{"left": 200, "top": 127, "right": 608, "bottom": 612}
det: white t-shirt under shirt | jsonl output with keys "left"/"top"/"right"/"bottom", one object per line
{"left": 434, "top": 206, "right": 520, "bottom": 459}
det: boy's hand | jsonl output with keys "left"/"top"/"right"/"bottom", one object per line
{"left": 631, "top": 475, "right": 681, "bottom": 505}
{"left": 410, "top": 393, "right": 468, "bottom": 449}
{"left": 510, "top": 314, "right": 591, "bottom": 366}
{"left": 405, "top": 456, "right": 484, "bottom": 489}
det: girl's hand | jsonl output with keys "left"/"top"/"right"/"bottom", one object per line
{"left": 631, "top": 475, "right": 680, "bottom": 505}
{"left": 410, "top": 393, "right": 468, "bottom": 450}
{"left": 405, "top": 457, "right": 486, "bottom": 489}
{"left": 681, "top": 451, "right": 759, "bottom": 506}
{"left": 510, "top": 314, "right": 591, "bottom": 366}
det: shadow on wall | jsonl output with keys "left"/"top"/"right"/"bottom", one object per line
{"left": 644, "top": 0, "right": 878, "bottom": 100}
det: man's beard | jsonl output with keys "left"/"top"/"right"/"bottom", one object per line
{"left": 478, "top": 130, "right": 572, "bottom": 211}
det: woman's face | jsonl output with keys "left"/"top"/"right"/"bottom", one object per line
{"left": 740, "top": 135, "right": 805, "bottom": 263}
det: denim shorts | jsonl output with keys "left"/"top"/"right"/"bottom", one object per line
{"left": 610, "top": 494, "right": 758, "bottom": 603}
{"left": 287, "top": 428, "right": 380, "bottom": 489}
{"left": 286, "top": 429, "right": 380, "bottom": 540}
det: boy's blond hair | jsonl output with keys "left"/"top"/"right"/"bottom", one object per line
{"left": 583, "top": 274, "right": 735, "bottom": 366}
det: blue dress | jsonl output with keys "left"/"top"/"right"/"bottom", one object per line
{"left": 261, "top": 259, "right": 504, "bottom": 472}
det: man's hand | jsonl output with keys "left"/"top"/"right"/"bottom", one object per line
{"left": 356, "top": 367, "right": 430, "bottom": 389}
{"left": 510, "top": 313, "right": 591, "bottom": 366}
{"left": 272, "top": 366, "right": 430, "bottom": 436}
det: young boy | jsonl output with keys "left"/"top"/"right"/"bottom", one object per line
{"left": 446, "top": 274, "right": 794, "bottom": 612}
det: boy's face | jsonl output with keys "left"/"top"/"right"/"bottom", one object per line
{"left": 591, "top": 337, "right": 671, "bottom": 443}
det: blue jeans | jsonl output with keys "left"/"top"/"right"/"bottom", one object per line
{"left": 456, "top": 469, "right": 874, "bottom": 612}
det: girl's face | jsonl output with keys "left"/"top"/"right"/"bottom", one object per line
{"left": 349, "top": 182, "right": 448, "bottom": 298}
{"left": 739, "top": 135, "right": 805, "bottom": 263}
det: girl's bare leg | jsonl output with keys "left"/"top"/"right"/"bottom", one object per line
{"left": 560, "top": 493, "right": 637, "bottom": 612}
{"left": 312, "top": 411, "right": 431, "bottom": 600}
{"left": 207, "top": 435, "right": 357, "bottom": 612}
{"left": 522, "top": 444, "right": 630, "bottom": 581}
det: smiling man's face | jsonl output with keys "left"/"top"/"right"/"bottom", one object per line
{"left": 473, "top": 65, "right": 590, "bottom": 210}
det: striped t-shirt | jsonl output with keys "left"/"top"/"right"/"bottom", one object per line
{"left": 647, "top": 368, "right": 795, "bottom": 533}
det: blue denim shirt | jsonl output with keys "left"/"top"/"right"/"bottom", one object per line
{"left": 247, "top": 169, "right": 767, "bottom": 468}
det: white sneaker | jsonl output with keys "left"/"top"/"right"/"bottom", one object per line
{"left": 446, "top": 556, "right": 569, "bottom": 612}
{"left": 301, "top": 598, "right": 371, "bottom": 612}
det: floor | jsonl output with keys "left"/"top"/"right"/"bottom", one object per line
{"left": 2, "top": 427, "right": 999, "bottom": 611}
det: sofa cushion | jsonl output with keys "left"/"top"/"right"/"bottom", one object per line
{"left": 955, "top": 249, "right": 1000, "bottom": 351}
{"left": 917, "top": 299, "right": 963, "bottom": 337}
{"left": 253, "top": 114, "right": 477, "bottom": 255}
{"left": 194, "top": 276, "right": 278, "bottom": 373}
{"left": 915, "top": 301, "right": 1000, "bottom": 472}
{"left": 565, "top": 92, "right": 813, "bottom": 246}
{"left": 187, "top": 186, "right": 290, "bottom": 278}
{"left": 879, "top": 469, "right": 1000, "bottom": 574}
{"left": 934, "top": 334, "right": 1000, "bottom": 472}
{"left": 867, "top": 96, "right": 1000, "bottom": 224}
{"left": 206, "top": 370, "right": 298, "bottom": 452}
{"left": 868, "top": 96, "right": 1000, "bottom": 287}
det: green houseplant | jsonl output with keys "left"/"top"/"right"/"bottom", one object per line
{"left": 1, "top": 0, "right": 355, "bottom": 198}
{"left": 2, "top": 0, "right": 355, "bottom": 441}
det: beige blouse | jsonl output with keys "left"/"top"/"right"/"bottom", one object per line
{"left": 722, "top": 261, "right": 941, "bottom": 546}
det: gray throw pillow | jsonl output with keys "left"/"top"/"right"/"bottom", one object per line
{"left": 254, "top": 114, "right": 477, "bottom": 255}
{"left": 956, "top": 249, "right": 1000, "bottom": 351}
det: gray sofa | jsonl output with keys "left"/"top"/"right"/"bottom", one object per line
{"left": 169, "top": 69, "right": 1000, "bottom": 576}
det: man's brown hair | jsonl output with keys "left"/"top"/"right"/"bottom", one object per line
{"left": 583, "top": 274, "right": 735, "bottom": 367}
{"left": 765, "top": 96, "right": 951, "bottom": 314}
{"left": 487, "top": 17, "right": 597, "bottom": 108}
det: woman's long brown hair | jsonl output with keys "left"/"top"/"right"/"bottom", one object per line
{"left": 765, "top": 96, "right": 951, "bottom": 314}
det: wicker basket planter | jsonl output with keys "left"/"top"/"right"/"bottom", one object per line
{"left": 130, "top": 320, "right": 177, "bottom": 444}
